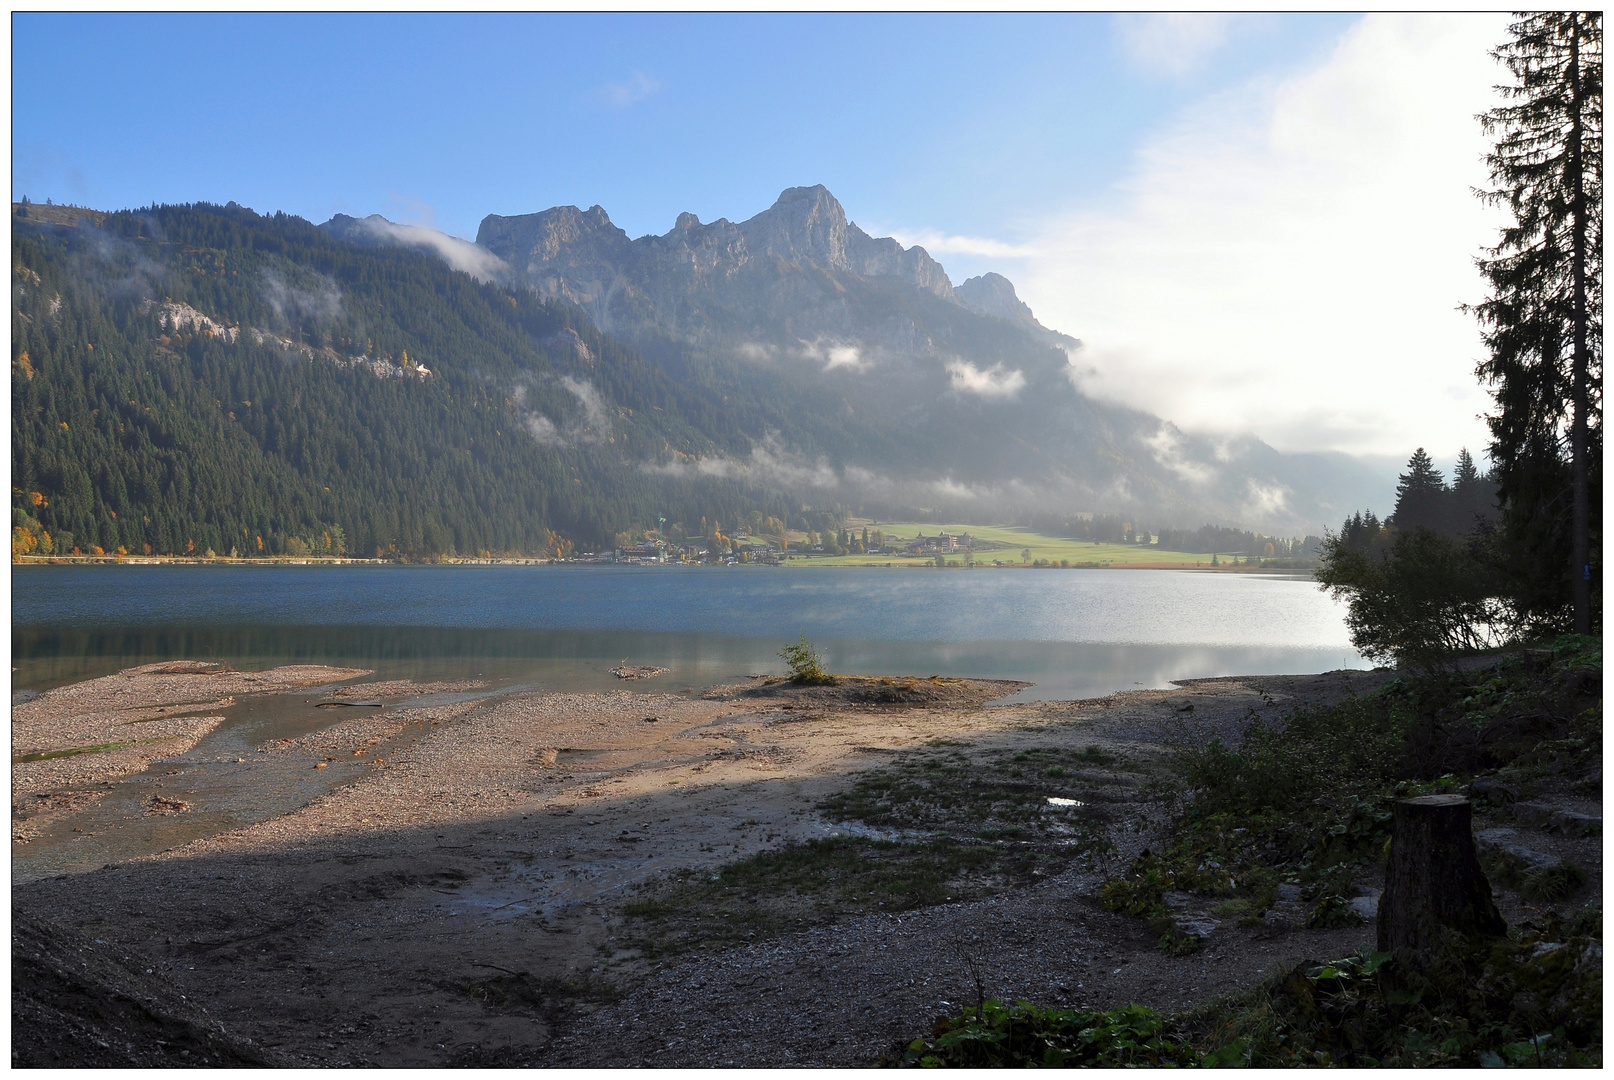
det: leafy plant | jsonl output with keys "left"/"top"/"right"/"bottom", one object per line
{"left": 1102, "top": 636, "right": 1599, "bottom": 951}
{"left": 778, "top": 634, "right": 834, "bottom": 685}
{"left": 1317, "top": 525, "right": 1513, "bottom": 670}
{"left": 886, "top": 999, "right": 1197, "bottom": 1068}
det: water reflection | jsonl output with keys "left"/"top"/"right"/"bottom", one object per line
{"left": 13, "top": 565, "right": 1366, "bottom": 700}
{"left": 12, "top": 625, "right": 1363, "bottom": 703}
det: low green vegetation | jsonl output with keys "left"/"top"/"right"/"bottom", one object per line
{"left": 12, "top": 736, "right": 173, "bottom": 763}
{"left": 789, "top": 521, "right": 1234, "bottom": 568}
{"left": 1179, "top": 919, "right": 1603, "bottom": 1067}
{"left": 621, "top": 836, "right": 996, "bottom": 958}
{"left": 817, "top": 743, "right": 1122, "bottom": 869}
{"left": 899, "top": 918, "right": 1601, "bottom": 1067}
{"left": 888, "top": 999, "right": 1198, "bottom": 1067}
{"left": 894, "top": 636, "right": 1602, "bottom": 1067}
{"left": 1103, "top": 636, "right": 1599, "bottom": 952}
{"left": 620, "top": 742, "right": 1127, "bottom": 959}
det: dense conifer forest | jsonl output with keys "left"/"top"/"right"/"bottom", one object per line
{"left": 11, "top": 204, "right": 797, "bottom": 557}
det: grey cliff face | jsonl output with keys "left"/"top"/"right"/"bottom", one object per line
{"left": 956, "top": 273, "right": 1037, "bottom": 327}
{"left": 734, "top": 185, "right": 850, "bottom": 268}
{"left": 476, "top": 185, "right": 960, "bottom": 328}
{"left": 956, "top": 272, "right": 1080, "bottom": 353}
{"left": 316, "top": 188, "right": 1389, "bottom": 532}
{"left": 478, "top": 205, "right": 638, "bottom": 329}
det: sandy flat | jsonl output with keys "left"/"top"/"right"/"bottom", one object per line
{"left": 12, "top": 668, "right": 1450, "bottom": 1067}
{"left": 26, "top": 664, "right": 1597, "bottom": 1068}
{"left": 12, "top": 662, "right": 368, "bottom": 843}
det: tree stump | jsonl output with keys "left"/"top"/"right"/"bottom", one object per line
{"left": 1379, "top": 795, "right": 1506, "bottom": 965}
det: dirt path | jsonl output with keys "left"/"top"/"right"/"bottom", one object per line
{"left": 14, "top": 666, "right": 1402, "bottom": 1066}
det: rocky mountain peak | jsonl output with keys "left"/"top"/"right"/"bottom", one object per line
{"left": 957, "top": 273, "right": 1036, "bottom": 326}
{"left": 956, "top": 272, "right": 1078, "bottom": 352}
{"left": 476, "top": 204, "right": 631, "bottom": 269}
{"left": 736, "top": 184, "right": 850, "bottom": 267}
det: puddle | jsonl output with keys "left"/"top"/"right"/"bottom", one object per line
{"left": 813, "top": 820, "right": 911, "bottom": 843}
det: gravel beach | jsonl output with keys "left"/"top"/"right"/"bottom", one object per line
{"left": 22, "top": 662, "right": 1557, "bottom": 1067}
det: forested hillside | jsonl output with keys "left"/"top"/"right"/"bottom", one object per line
{"left": 10, "top": 203, "right": 794, "bottom": 557}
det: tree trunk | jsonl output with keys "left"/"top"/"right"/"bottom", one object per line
{"left": 1568, "top": 21, "right": 1592, "bottom": 636}
{"left": 1378, "top": 795, "right": 1506, "bottom": 966}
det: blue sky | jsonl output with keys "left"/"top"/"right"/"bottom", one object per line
{"left": 14, "top": 13, "right": 1352, "bottom": 249}
{"left": 14, "top": 13, "right": 1509, "bottom": 461}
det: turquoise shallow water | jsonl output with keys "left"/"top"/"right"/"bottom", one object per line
{"left": 12, "top": 564, "right": 1365, "bottom": 701}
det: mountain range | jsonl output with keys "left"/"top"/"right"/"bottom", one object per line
{"left": 327, "top": 185, "right": 1393, "bottom": 534}
{"left": 12, "top": 189, "right": 1394, "bottom": 560}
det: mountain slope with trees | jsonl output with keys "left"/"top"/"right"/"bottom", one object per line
{"left": 11, "top": 202, "right": 797, "bottom": 558}
{"left": 13, "top": 196, "right": 1396, "bottom": 561}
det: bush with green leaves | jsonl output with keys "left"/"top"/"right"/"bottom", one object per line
{"left": 1182, "top": 908, "right": 1603, "bottom": 1067}
{"left": 892, "top": 910, "right": 1602, "bottom": 1068}
{"left": 1317, "top": 524, "right": 1513, "bottom": 670}
{"left": 778, "top": 634, "right": 834, "bottom": 685}
{"left": 1102, "top": 637, "right": 1599, "bottom": 951}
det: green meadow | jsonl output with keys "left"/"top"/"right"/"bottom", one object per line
{"left": 780, "top": 521, "right": 1244, "bottom": 568}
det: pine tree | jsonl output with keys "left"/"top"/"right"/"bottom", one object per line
{"left": 1471, "top": 12, "right": 1602, "bottom": 632}
{"left": 1392, "top": 448, "right": 1447, "bottom": 533}
{"left": 1451, "top": 447, "right": 1482, "bottom": 492}
{"left": 1450, "top": 447, "right": 1496, "bottom": 534}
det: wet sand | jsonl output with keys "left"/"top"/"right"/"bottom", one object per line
{"left": 12, "top": 662, "right": 369, "bottom": 845}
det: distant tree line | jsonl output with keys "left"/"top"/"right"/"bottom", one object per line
{"left": 1023, "top": 512, "right": 1321, "bottom": 559}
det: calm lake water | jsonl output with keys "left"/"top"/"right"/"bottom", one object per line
{"left": 13, "top": 565, "right": 1366, "bottom": 701}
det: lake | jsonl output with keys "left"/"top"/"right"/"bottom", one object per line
{"left": 12, "top": 565, "right": 1366, "bottom": 701}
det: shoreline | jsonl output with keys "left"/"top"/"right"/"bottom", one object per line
{"left": 14, "top": 553, "right": 1313, "bottom": 573}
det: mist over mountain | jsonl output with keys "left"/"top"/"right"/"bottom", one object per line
{"left": 425, "top": 185, "right": 1390, "bottom": 532}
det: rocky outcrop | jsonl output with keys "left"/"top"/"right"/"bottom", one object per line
{"left": 316, "top": 187, "right": 1396, "bottom": 533}
{"left": 957, "top": 273, "right": 1080, "bottom": 353}
{"left": 476, "top": 185, "right": 959, "bottom": 331}
{"left": 956, "top": 272, "right": 1034, "bottom": 325}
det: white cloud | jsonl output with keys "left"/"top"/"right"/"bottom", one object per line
{"left": 348, "top": 217, "right": 508, "bottom": 282}
{"left": 945, "top": 359, "right": 1026, "bottom": 398}
{"left": 559, "top": 376, "right": 612, "bottom": 436}
{"left": 1019, "top": 13, "right": 1509, "bottom": 458}
{"left": 888, "top": 229, "right": 1039, "bottom": 260}
{"left": 1113, "top": 14, "right": 1255, "bottom": 77}
{"left": 1144, "top": 424, "right": 1217, "bottom": 485}
{"left": 523, "top": 414, "right": 563, "bottom": 445}
{"left": 796, "top": 339, "right": 872, "bottom": 372}
{"left": 598, "top": 72, "right": 661, "bottom": 109}
{"left": 260, "top": 270, "right": 342, "bottom": 325}
{"left": 645, "top": 433, "right": 838, "bottom": 489}
{"left": 930, "top": 477, "right": 980, "bottom": 500}
{"left": 825, "top": 345, "right": 862, "bottom": 370}
{"left": 1243, "top": 479, "right": 1291, "bottom": 518}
